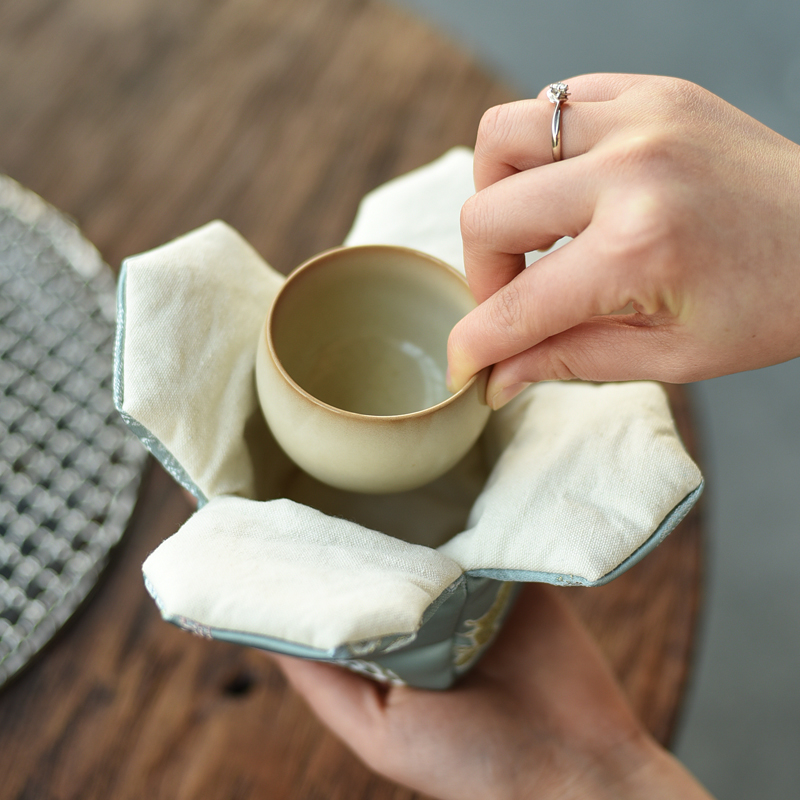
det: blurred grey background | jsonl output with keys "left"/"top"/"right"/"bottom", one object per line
{"left": 389, "top": 1, "right": 800, "bottom": 797}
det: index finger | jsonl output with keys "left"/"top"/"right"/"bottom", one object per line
{"left": 461, "top": 149, "right": 597, "bottom": 304}
{"left": 448, "top": 226, "right": 634, "bottom": 393}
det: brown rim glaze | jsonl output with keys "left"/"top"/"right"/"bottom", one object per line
{"left": 265, "top": 244, "right": 483, "bottom": 421}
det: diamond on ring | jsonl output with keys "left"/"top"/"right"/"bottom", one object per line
{"left": 547, "top": 82, "right": 570, "bottom": 104}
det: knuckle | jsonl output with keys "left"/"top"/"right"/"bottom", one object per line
{"left": 490, "top": 280, "right": 525, "bottom": 337}
{"left": 654, "top": 76, "right": 708, "bottom": 115}
{"left": 601, "top": 131, "right": 676, "bottom": 177}
{"left": 598, "top": 183, "right": 683, "bottom": 274}
{"left": 538, "top": 344, "right": 579, "bottom": 381}
{"left": 476, "top": 103, "right": 514, "bottom": 154}
{"left": 621, "top": 188, "right": 677, "bottom": 250}
{"left": 459, "top": 192, "right": 494, "bottom": 246}
{"left": 593, "top": 180, "right": 690, "bottom": 315}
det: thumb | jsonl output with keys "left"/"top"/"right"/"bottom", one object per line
{"left": 485, "top": 316, "right": 697, "bottom": 408}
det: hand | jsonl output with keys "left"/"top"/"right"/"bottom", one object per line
{"left": 446, "top": 74, "right": 800, "bottom": 409}
{"left": 273, "top": 584, "right": 713, "bottom": 800}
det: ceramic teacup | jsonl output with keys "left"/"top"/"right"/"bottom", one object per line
{"left": 255, "top": 244, "right": 490, "bottom": 493}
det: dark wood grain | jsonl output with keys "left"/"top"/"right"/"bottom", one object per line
{"left": 565, "top": 384, "right": 705, "bottom": 746}
{"left": 0, "top": 0, "right": 704, "bottom": 797}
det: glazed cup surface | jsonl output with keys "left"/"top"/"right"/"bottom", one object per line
{"left": 255, "top": 245, "right": 490, "bottom": 494}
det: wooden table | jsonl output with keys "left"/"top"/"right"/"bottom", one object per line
{"left": 0, "top": 0, "right": 705, "bottom": 797}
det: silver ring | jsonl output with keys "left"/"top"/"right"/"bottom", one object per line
{"left": 547, "top": 82, "right": 570, "bottom": 162}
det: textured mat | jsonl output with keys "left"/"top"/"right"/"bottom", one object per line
{"left": 0, "top": 175, "right": 147, "bottom": 688}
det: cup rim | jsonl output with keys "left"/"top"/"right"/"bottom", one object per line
{"left": 265, "top": 244, "right": 483, "bottom": 421}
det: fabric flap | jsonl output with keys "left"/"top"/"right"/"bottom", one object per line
{"left": 439, "top": 381, "right": 703, "bottom": 583}
{"left": 117, "top": 221, "right": 285, "bottom": 503}
{"left": 143, "top": 495, "right": 465, "bottom": 651}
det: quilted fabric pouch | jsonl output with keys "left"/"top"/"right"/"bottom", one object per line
{"left": 115, "top": 149, "right": 703, "bottom": 688}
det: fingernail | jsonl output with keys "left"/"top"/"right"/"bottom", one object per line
{"left": 489, "top": 382, "right": 530, "bottom": 410}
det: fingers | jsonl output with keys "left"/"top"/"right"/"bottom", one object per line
{"left": 271, "top": 654, "right": 386, "bottom": 754}
{"left": 472, "top": 99, "right": 608, "bottom": 190}
{"left": 449, "top": 226, "right": 635, "bottom": 392}
{"left": 464, "top": 73, "right": 660, "bottom": 311}
{"left": 474, "top": 73, "right": 650, "bottom": 191}
{"left": 461, "top": 153, "right": 598, "bottom": 304}
{"left": 484, "top": 317, "right": 693, "bottom": 408}
{"left": 473, "top": 584, "right": 642, "bottom": 744}
{"left": 473, "top": 583, "right": 579, "bottom": 682}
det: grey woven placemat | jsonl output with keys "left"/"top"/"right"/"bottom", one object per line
{"left": 0, "top": 175, "right": 147, "bottom": 689}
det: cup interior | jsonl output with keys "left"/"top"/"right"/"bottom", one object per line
{"left": 269, "top": 246, "right": 476, "bottom": 417}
